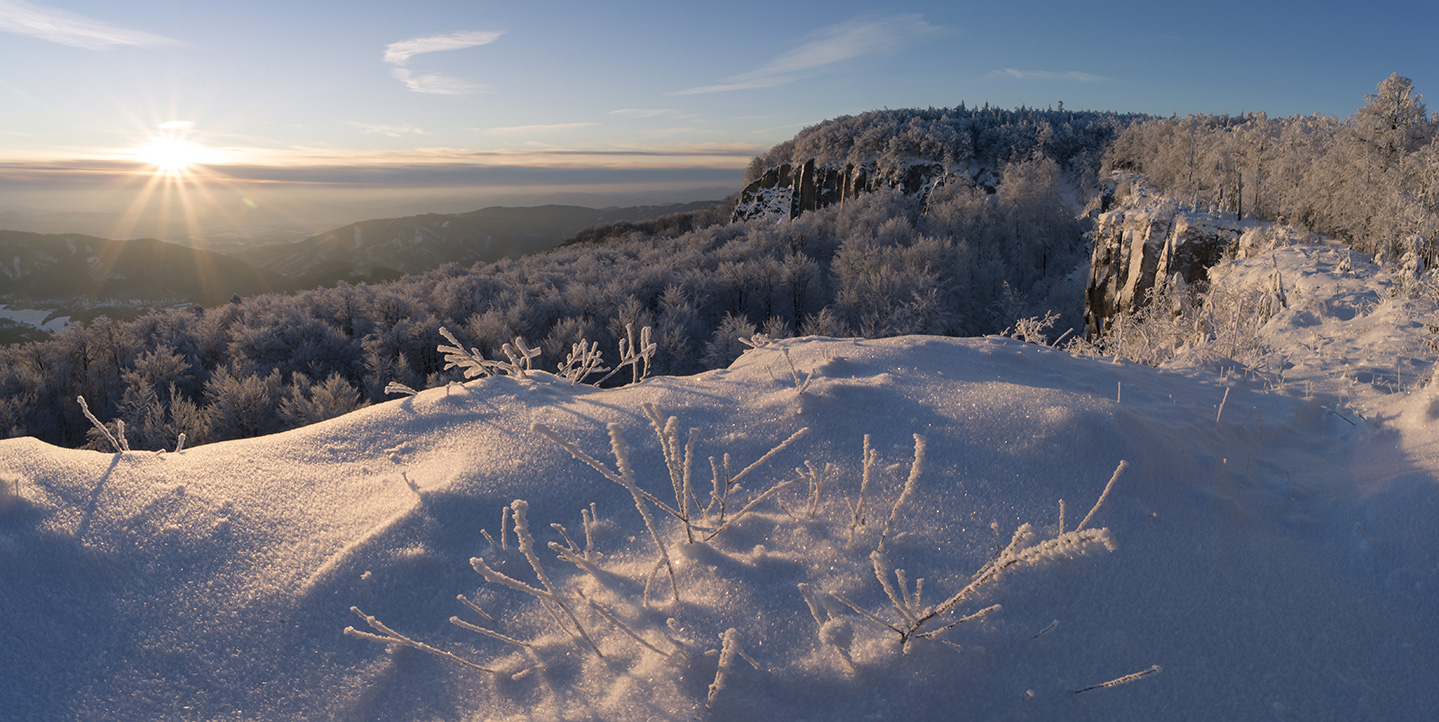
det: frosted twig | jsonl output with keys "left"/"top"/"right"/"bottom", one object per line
{"left": 644, "top": 404, "right": 699, "bottom": 541}
{"left": 470, "top": 500, "right": 604, "bottom": 657}
{"left": 872, "top": 551, "right": 920, "bottom": 627}
{"left": 836, "top": 459, "right": 1125, "bottom": 649}
{"left": 824, "top": 589, "right": 903, "bottom": 635}
{"left": 796, "top": 461, "right": 834, "bottom": 518}
{"left": 456, "top": 594, "right": 494, "bottom": 622}
{"left": 703, "top": 476, "right": 800, "bottom": 541}
{"left": 345, "top": 606, "right": 498, "bottom": 673}
{"left": 438, "top": 326, "right": 498, "bottom": 379}
{"left": 797, "top": 583, "right": 827, "bottom": 627}
{"left": 500, "top": 336, "right": 540, "bottom": 377}
{"left": 1032, "top": 619, "right": 1059, "bottom": 639}
{"left": 845, "top": 434, "right": 877, "bottom": 545}
{"left": 174, "top": 432, "right": 186, "bottom": 454}
{"left": 1074, "top": 664, "right": 1162, "bottom": 694}
{"left": 534, "top": 423, "right": 681, "bottom": 520}
{"left": 878, "top": 434, "right": 926, "bottom": 554}
{"left": 594, "top": 324, "right": 656, "bottom": 386}
{"left": 115, "top": 420, "right": 130, "bottom": 453}
{"left": 558, "top": 339, "right": 609, "bottom": 385}
{"left": 77, "top": 396, "right": 122, "bottom": 453}
{"left": 728, "top": 427, "right": 810, "bottom": 490}
{"left": 703, "top": 426, "right": 812, "bottom": 528}
{"left": 448, "top": 617, "right": 531, "bottom": 649}
{"left": 534, "top": 422, "right": 680, "bottom": 604}
{"left": 1075, "top": 460, "right": 1127, "bottom": 532}
{"left": 798, "top": 583, "right": 856, "bottom": 668}
{"left": 578, "top": 590, "right": 675, "bottom": 656}
{"left": 384, "top": 381, "right": 419, "bottom": 396}
{"left": 706, "top": 629, "right": 760, "bottom": 709}
{"left": 914, "top": 603, "right": 1001, "bottom": 640}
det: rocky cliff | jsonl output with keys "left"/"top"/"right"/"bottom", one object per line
{"left": 1084, "top": 178, "right": 1245, "bottom": 336}
{"left": 732, "top": 158, "right": 981, "bottom": 222}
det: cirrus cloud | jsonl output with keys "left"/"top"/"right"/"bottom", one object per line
{"left": 383, "top": 30, "right": 503, "bottom": 95}
{"left": 671, "top": 14, "right": 942, "bottom": 95}
{"left": 994, "top": 69, "right": 1107, "bottom": 82}
{"left": 0, "top": 0, "right": 179, "bottom": 50}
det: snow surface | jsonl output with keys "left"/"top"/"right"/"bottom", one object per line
{"left": 0, "top": 304, "right": 70, "bottom": 332}
{"left": 5, "top": 240, "right": 1439, "bottom": 720}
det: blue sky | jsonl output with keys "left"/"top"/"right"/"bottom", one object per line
{"left": 0, "top": 0, "right": 1434, "bottom": 236}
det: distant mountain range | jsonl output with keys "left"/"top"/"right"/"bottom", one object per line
{"left": 0, "top": 231, "right": 280, "bottom": 306}
{"left": 0, "top": 200, "right": 721, "bottom": 342}
{"left": 231, "top": 201, "right": 718, "bottom": 285}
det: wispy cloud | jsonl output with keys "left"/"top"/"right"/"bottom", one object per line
{"left": 995, "top": 69, "right": 1106, "bottom": 83}
{"left": 0, "top": 0, "right": 179, "bottom": 50}
{"left": 485, "top": 122, "right": 599, "bottom": 134}
{"left": 610, "top": 108, "right": 686, "bottom": 119}
{"left": 382, "top": 30, "right": 503, "bottom": 65}
{"left": 389, "top": 68, "right": 481, "bottom": 95}
{"left": 346, "top": 121, "right": 429, "bottom": 137}
{"left": 383, "top": 30, "right": 503, "bottom": 95}
{"left": 671, "top": 14, "right": 941, "bottom": 95}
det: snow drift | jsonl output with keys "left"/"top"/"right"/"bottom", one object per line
{"left": 5, "top": 241, "right": 1439, "bottom": 719}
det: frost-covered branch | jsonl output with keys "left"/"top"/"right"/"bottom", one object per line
{"left": 469, "top": 500, "right": 604, "bottom": 656}
{"left": 344, "top": 606, "right": 498, "bottom": 674}
{"left": 594, "top": 324, "right": 656, "bottom": 386}
{"left": 815, "top": 458, "right": 1125, "bottom": 650}
{"left": 77, "top": 396, "right": 125, "bottom": 454}
{"left": 557, "top": 339, "right": 609, "bottom": 386}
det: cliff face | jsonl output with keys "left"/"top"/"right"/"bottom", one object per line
{"left": 1084, "top": 180, "right": 1243, "bottom": 336}
{"left": 732, "top": 158, "right": 968, "bottom": 222}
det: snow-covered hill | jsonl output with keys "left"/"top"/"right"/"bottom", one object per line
{"left": 3, "top": 235, "right": 1439, "bottom": 719}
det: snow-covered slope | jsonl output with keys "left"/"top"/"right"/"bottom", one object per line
{"left": 4, "top": 241, "right": 1439, "bottom": 720}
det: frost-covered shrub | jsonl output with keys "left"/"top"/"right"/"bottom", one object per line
{"left": 279, "top": 373, "right": 368, "bottom": 427}
{"left": 1071, "top": 271, "right": 1271, "bottom": 368}
{"left": 702, "top": 313, "right": 759, "bottom": 368}
{"left": 203, "top": 368, "right": 285, "bottom": 440}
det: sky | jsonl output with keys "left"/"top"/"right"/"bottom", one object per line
{"left": 0, "top": 0, "right": 1435, "bottom": 240}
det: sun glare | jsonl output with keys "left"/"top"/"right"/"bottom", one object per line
{"left": 136, "top": 137, "right": 208, "bottom": 175}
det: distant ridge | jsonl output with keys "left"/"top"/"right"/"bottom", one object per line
{"left": 0, "top": 230, "right": 280, "bottom": 306}
{"left": 235, "top": 201, "right": 720, "bottom": 284}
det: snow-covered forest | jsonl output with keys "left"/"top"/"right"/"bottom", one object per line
{"left": 0, "top": 106, "right": 1132, "bottom": 450}
{"left": 1105, "top": 73, "right": 1439, "bottom": 265}
{"left": 6, "top": 75, "right": 1439, "bottom": 720}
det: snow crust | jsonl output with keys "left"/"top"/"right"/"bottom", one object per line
{"left": 4, "top": 239, "right": 1439, "bottom": 719}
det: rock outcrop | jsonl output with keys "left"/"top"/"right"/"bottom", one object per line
{"left": 1085, "top": 181, "right": 1243, "bottom": 336}
{"left": 732, "top": 158, "right": 966, "bottom": 223}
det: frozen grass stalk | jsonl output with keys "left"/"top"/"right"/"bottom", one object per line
{"left": 344, "top": 606, "right": 498, "bottom": 674}
{"left": 845, "top": 434, "right": 878, "bottom": 545}
{"left": 705, "top": 628, "right": 760, "bottom": 709}
{"left": 77, "top": 396, "right": 123, "bottom": 453}
{"left": 469, "top": 500, "right": 604, "bottom": 657}
{"left": 1075, "top": 664, "right": 1162, "bottom": 694}
{"left": 384, "top": 381, "right": 419, "bottom": 396}
{"left": 820, "top": 459, "right": 1124, "bottom": 650}
{"left": 533, "top": 422, "right": 681, "bottom": 604}
{"left": 878, "top": 434, "right": 926, "bottom": 554}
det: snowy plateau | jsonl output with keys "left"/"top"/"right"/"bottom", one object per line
{"left": 4, "top": 220, "right": 1439, "bottom": 720}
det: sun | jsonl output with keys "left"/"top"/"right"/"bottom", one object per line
{"left": 136, "top": 136, "right": 209, "bottom": 175}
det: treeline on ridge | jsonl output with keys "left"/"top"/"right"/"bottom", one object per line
{"left": 1104, "top": 73, "right": 1439, "bottom": 265}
